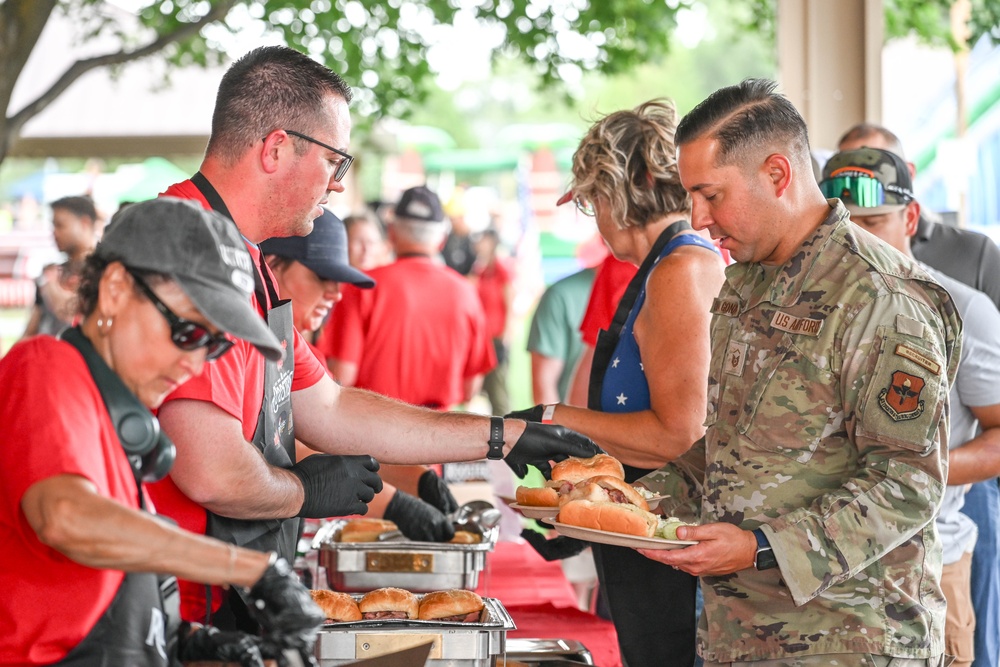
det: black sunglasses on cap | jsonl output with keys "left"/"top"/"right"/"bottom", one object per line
{"left": 127, "top": 268, "right": 234, "bottom": 361}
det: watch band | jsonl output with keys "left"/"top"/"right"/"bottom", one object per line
{"left": 542, "top": 404, "right": 557, "bottom": 424}
{"left": 753, "top": 528, "right": 778, "bottom": 571}
{"left": 487, "top": 416, "right": 505, "bottom": 460}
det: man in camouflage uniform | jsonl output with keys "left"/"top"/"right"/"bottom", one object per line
{"left": 823, "top": 146, "right": 1000, "bottom": 667}
{"left": 639, "top": 79, "right": 962, "bottom": 666}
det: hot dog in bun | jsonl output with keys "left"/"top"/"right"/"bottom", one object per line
{"left": 358, "top": 587, "right": 419, "bottom": 620}
{"left": 515, "top": 454, "right": 625, "bottom": 507}
{"left": 558, "top": 499, "right": 659, "bottom": 537}
{"left": 338, "top": 518, "right": 398, "bottom": 542}
{"left": 515, "top": 484, "right": 560, "bottom": 507}
{"left": 417, "top": 589, "right": 485, "bottom": 622}
{"left": 559, "top": 475, "right": 650, "bottom": 511}
{"left": 551, "top": 454, "right": 624, "bottom": 483}
{"left": 310, "top": 590, "right": 362, "bottom": 622}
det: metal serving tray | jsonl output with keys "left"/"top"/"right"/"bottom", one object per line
{"left": 315, "top": 596, "right": 515, "bottom": 666}
{"left": 502, "top": 639, "right": 594, "bottom": 665}
{"left": 314, "top": 519, "right": 498, "bottom": 592}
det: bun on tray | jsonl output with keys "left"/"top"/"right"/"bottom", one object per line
{"left": 418, "top": 589, "right": 485, "bottom": 622}
{"left": 558, "top": 499, "right": 659, "bottom": 537}
{"left": 338, "top": 518, "right": 398, "bottom": 542}
{"left": 310, "top": 590, "right": 362, "bottom": 622}
{"left": 449, "top": 530, "right": 482, "bottom": 544}
{"left": 358, "top": 587, "right": 419, "bottom": 620}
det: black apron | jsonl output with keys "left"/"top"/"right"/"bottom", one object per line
{"left": 57, "top": 573, "right": 181, "bottom": 666}
{"left": 587, "top": 221, "right": 699, "bottom": 667}
{"left": 57, "top": 332, "right": 183, "bottom": 666}
{"left": 190, "top": 174, "right": 298, "bottom": 631}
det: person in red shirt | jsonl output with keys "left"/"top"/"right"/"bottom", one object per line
{"left": 323, "top": 186, "right": 496, "bottom": 410}
{"left": 0, "top": 198, "right": 322, "bottom": 666}
{"left": 262, "top": 208, "right": 458, "bottom": 539}
{"left": 470, "top": 227, "right": 514, "bottom": 415}
{"left": 148, "top": 46, "right": 598, "bottom": 629}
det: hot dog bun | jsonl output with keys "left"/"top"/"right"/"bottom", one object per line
{"left": 449, "top": 530, "right": 482, "bottom": 544}
{"left": 515, "top": 485, "right": 560, "bottom": 507}
{"left": 557, "top": 499, "right": 658, "bottom": 537}
{"left": 417, "top": 589, "right": 485, "bottom": 621}
{"left": 558, "top": 475, "right": 649, "bottom": 511}
{"left": 551, "top": 454, "right": 625, "bottom": 484}
{"left": 338, "top": 518, "right": 398, "bottom": 542}
{"left": 358, "top": 587, "right": 419, "bottom": 619}
{"left": 310, "top": 590, "right": 362, "bottom": 622}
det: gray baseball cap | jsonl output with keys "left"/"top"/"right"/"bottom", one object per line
{"left": 96, "top": 197, "right": 284, "bottom": 361}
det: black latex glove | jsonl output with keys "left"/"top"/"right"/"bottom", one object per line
{"left": 505, "top": 422, "right": 603, "bottom": 479}
{"left": 289, "top": 454, "right": 383, "bottom": 518}
{"left": 505, "top": 405, "right": 545, "bottom": 423}
{"left": 177, "top": 622, "right": 265, "bottom": 667}
{"left": 521, "top": 528, "right": 588, "bottom": 561}
{"left": 418, "top": 469, "right": 459, "bottom": 514}
{"left": 247, "top": 557, "right": 324, "bottom": 667}
{"left": 384, "top": 490, "right": 456, "bottom": 542}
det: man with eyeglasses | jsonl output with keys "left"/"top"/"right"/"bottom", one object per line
{"left": 823, "top": 146, "right": 1000, "bottom": 667}
{"left": 151, "top": 45, "right": 599, "bottom": 631}
{"left": 639, "top": 79, "right": 960, "bottom": 666}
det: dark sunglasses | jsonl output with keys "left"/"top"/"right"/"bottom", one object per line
{"left": 280, "top": 130, "right": 354, "bottom": 182}
{"left": 127, "top": 269, "right": 234, "bottom": 361}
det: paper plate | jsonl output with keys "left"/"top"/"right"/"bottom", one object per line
{"left": 550, "top": 521, "right": 697, "bottom": 550}
{"left": 509, "top": 503, "right": 560, "bottom": 520}
{"left": 645, "top": 495, "right": 668, "bottom": 510}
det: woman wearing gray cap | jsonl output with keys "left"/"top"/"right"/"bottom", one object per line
{"left": 261, "top": 208, "right": 459, "bottom": 542}
{"left": 0, "top": 198, "right": 328, "bottom": 666}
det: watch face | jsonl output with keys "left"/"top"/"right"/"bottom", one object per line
{"left": 755, "top": 547, "right": 778, "bottom": 571}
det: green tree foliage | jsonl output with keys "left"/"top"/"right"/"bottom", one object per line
{"left": 739, "top": 0, "right": 999, "bottom": 49}
{"left": 0, "top": 0, "right": 692, "bottom": 164}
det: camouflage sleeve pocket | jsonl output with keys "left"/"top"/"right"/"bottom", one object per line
{"left": 856, "top": 330, "right": 945, "bottom": 456}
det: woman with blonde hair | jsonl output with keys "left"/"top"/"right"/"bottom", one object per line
{"left": 510, "top": 99, "right": 725, "bottom": 666}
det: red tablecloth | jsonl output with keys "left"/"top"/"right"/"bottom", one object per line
{"left": 476, "top": 541, "right": 622, "bottom": 667}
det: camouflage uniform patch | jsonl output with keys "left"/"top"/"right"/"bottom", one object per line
{"left": 652, "top": 202, "right": 961, "bottom": 663}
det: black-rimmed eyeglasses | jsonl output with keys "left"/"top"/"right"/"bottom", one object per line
{"left": 127, "top": 269, "right": 234, "bottom": 361}
{"left": 281, "top": 130, "right": 354, "bottom": 182}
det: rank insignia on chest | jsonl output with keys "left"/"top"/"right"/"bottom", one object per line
{"left": 878, "top": 370, "right": 926, "bottom": 421}
{"left": 724, "top": 339, "right": 748, "bottom": 376}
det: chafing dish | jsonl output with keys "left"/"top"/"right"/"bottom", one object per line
{"left": 315, "top": 596, "right": 514, "bottom": 666}
{"left": 314, "top": 517, "right": 498, "bottom": 592}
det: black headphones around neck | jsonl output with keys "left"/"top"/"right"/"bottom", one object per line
{"left": 61, "top": 327, "right": 176, "bottom": 484}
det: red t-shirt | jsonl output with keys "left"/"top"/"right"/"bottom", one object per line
{"left": 0, "top": 338, "right": 139, "bottom": 664}
{"left": 578, "top": 254, "right": 638, "bottom": 345}
{"left": 319, "top": 256, "right": 496, "bottom": 409}
{"left": 149, "top": 179, "right": 327, "bottom": 621}
{"left": 474, "top": 259, "right": 512, "bottom": 340}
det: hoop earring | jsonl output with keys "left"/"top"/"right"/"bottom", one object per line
{"left": 97, "top": 317, "right": 113, "bottom": 335}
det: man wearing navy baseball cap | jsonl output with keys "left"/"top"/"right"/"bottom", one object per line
{"left": 262, "top": 209, "right": 459, "bottom": 542}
